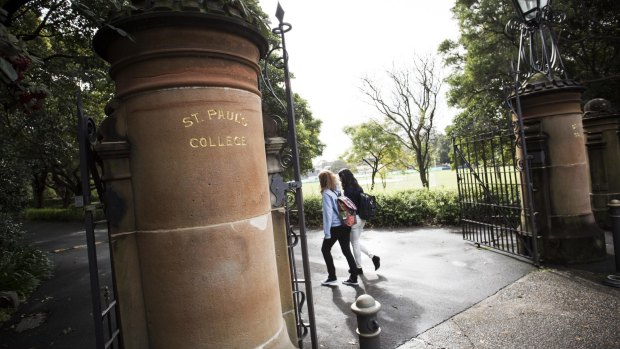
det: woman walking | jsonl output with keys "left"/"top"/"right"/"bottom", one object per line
{"left": 338, "top": 168, "right": 380, "bottom": 274}
{"left": 318, "top": 170, "right": 359, "bottom": 286}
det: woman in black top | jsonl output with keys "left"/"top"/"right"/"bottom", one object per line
{"left": 338, "top": 169, "right": 380, "bottom": 273}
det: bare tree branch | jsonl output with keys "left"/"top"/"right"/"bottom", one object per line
{"left": 360, "top": 54, "right": 442, "bottom": 188}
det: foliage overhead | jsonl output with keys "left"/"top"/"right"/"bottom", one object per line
{"left": 261, "top": 30, "right": 325, "bottom": 175}
{"left": 440, "top": 0, "right": 620, "bottom": 136}
{"left": 0, "top": 0, "right": 118, "bottom": 209}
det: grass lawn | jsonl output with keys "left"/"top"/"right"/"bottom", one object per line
{"left": 301, "top": 169, "right": 458, "bottom": 197}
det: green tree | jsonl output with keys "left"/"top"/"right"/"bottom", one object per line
{"left": 361, "top": 54, "right": 443, "bottom": 188}
{"left": 329, "top": 159, "right": 349, "bottom": 174}
{"left": 1, "top": 0, "right": 115, "bottom": 207}
{"left": 343, "top": 121, "right": 401, "bottom": 191}
{"left": 440, "top": 0, "right": 620, "bottom": 137}
{"left": 554, "top": 0, "right": 620, "bottom": 104}
{"left": 431, "top": 132, "right": 451, "bottom": 165}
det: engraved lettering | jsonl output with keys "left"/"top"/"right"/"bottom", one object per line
{"left": 183, "top": 117, "right": 194, "bottom": 128}
{"left": 185, "top": 109, "right": 248, "bottom": 126}
{"left": 188, "top": 135, "right": 248, "bottom": 148}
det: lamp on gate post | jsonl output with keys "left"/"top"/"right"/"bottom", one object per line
{"left": 507, "top": 0, "right": 567, "bottom": 83}
{"left": 506, "top": 0, "right": 606, "bottom": 264}
{"left": 511, "top": 0, "right": 549, "bottom": 24}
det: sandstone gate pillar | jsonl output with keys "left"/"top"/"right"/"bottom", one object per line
{"left": 582, "top": 99, "right": 620, "bottom": 229}
{"left": 516, "top": 79, "right": 606, "bottom": 263}
{"left": 263, "top": 113, "right": 298, "bottom": 346}
{"left": 93, "top": 4, "right": 294, "bottom": 348}
{"left": 265, "top": 133, "right": 298, "bottom": 347}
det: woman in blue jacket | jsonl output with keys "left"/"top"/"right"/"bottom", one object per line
{"left": 318, "top": 170, "right": 358, "bottom": 286}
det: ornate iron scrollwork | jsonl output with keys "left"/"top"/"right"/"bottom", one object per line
{"left": 504, "top": 6, "right": 568, "bottom": 83}
{"left": 280, "top": 146, "right": 294, "bottom": 169}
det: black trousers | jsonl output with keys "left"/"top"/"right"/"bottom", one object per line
{"left": 321, "top": 225, "right": 358, "bottom": 279}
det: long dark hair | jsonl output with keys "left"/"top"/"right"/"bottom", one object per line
{"left": 338, "top": 168, "right": 361, "bottom": 190}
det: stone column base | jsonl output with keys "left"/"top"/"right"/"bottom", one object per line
{"left": 542, "top": 215, "right": 606, "bottom": 264}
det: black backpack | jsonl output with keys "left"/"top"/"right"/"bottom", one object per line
{"left": 358, "top": 192, "right": 378, "bottom": 221}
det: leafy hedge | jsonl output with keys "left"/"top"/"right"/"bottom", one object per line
{"left": 24, "top": 207, "right": 105, "bottom": 221}
{"left": 300, "top": 189, "right": 460, "bottom": 228}
{"left": 0, "top": 216, "right": 52, "bottom": 299}
{"left": 25, "top": 190, "right": 460, "bottom": 228}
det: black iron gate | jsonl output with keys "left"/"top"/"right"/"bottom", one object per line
{"left": 452, "top": 112, "right": 541, "bottom": 265}
{"left": 262, "top": 4, "right": 317, "bottom": 348}
{"left": 77, "top": 93, "right": 123, "bottom": 349}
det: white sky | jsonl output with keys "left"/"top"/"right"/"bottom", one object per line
{"left": 258, "top": 0, "right": 460, "bottom": 161}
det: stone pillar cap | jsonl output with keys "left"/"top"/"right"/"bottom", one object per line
{"left": 584, "top": 98, "right": 615, "bottom": 117}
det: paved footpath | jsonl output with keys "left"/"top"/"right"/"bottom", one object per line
{"left": 397, "top": 269, "right": 620, "bottom": 349}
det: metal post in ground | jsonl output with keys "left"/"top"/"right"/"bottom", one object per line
{"left": 351, "top": 294, "right": 381, "bottom": 349}
{"left": 605, "top": 199, "right": 620, "bottom": 287}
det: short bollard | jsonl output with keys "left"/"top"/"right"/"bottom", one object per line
{"left": 351, "top": 294, "right": 381, "bottom": 349}
{"left": 606, "top": 200, "right": 620, "bottom": 287}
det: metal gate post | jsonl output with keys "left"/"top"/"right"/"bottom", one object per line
{"left": 77, "top": 111, "right": 105, "bottom": 349}
{"left": 77, "top": 92, "right": 123, "bottom": 348}
{"left": 267, "top": 4, "right": 318, "bottom": 348}
{"left": 511, "top": 79, "right": 541, "bottom": 266}
{"left": 606, "top": 200, "right": 620, "bottom": 287}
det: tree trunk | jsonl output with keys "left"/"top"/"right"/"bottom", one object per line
{"left": 419, "top": 169, "right": 429, "bottom": 188}
{"left": 31, "top": 171, "right": 47, "bottom": 208}
{"left": 416, "top": 148, "right": 430, "bottom": 188}
{"left": 370, "top": 170, "right": 377, "bottom": 191}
